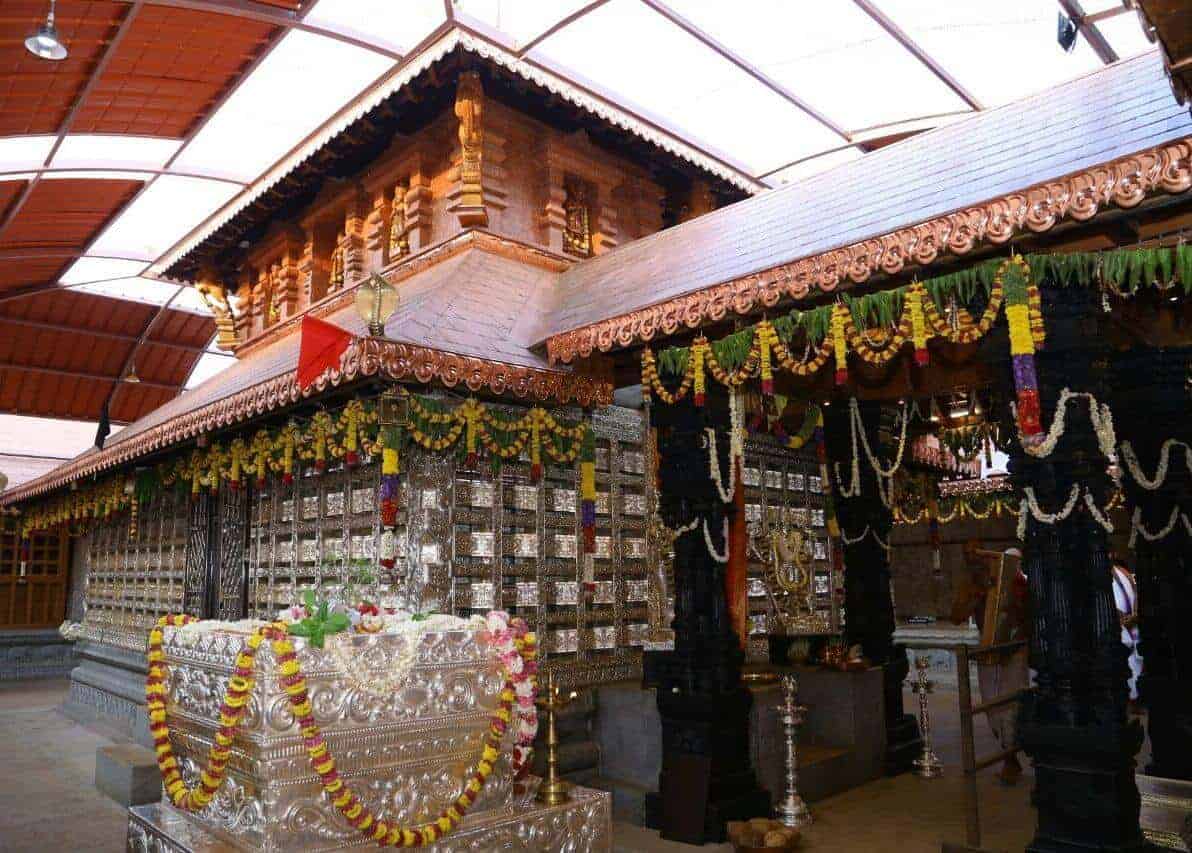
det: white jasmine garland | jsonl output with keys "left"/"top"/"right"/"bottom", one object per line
{"left": 702, "top": 518, "right": 730, "bottom": 563}
{"left": 852, "top": 397, "right": 909, "bottom": 479}
{"left": 1127, "top": 504, "right": 1188, "bottom": 549}
{"left": 1120, "top": 439, "right": 1192, "bottom": 491}
{"left": 705, "top": 428, "right": 736, "bottom": 504}
{"left": 840, "top": 525, "right": 890, "bottom": 551}
{"left": 1017, "top": 484, "right": 1081, "bottom": 540}
{"left": 1018, "top": 389, "right": 1117, "bottom": 460}
{"left": 1083, "top": 491, "right": 1115, "bottom": 533}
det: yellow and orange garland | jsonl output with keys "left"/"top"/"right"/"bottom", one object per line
{"left": 146, "top": 613, "right": 538, "bottom": 848}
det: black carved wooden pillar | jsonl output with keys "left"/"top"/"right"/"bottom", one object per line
{"left": 1007, "top": 285, "right": 1148, "bottom": 853}
{"left": 1113, "top": 345, "right": 1192, "bottom": 781}
{"left": 824, "top": 399, "right": 920, "bottom": 775}
{"left": 643, "top": 395, "right": 770, "bottom": 844}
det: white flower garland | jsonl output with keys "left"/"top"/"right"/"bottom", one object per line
{"left": 840, "top": 525, "right": 890, "bottom": 551}
{"left": 1015, "top": 484, "right": 1116, "bottom": 539}
{"left": 1017, "top": 484, "right": 1081, "bottom": 539}
{"left": 325, "top": 621, "right": 425, "bottom": 698}
{"left": 673, "top": 517, "right": 700, "bottom": 537}
{"left": 1016, "top": 388, "right": 1116, "bottom": 460}
{"left": 1083, "top": 491, "right": 1115, "bottom": 534}
{"left": 702, "top": 518, "right": 730, "bottom": 563}
{"left": 1127, "top": 504, "right": 1191, "bottom": 548}
{"left": 853, "top": 397, "right": 909, "bottom": 479}
{"left": 1120, "top": 439, "right": 1192, "bottom": 491}
{"left": 835, "top": 399, "right": 907, "bottom": 502}
{"left": 705, "top": 428, "right": 737, "bottom": 504}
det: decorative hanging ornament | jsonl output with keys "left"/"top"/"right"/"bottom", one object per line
{"left": 831, "top": 304, "right": 849, "bottom": 386}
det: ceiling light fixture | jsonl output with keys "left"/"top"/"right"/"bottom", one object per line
{"left": 124, "top": 364, "right": 141, "bottom": 384}
{"left": 25, "top": 0, "right": 68, "bottom": 61}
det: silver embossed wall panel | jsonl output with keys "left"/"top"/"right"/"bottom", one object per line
{"left": 83, "top": 487, "right": 188, "bottom": 637}
{"left": 744, "top": 434, "right": 840, "bottom": 661}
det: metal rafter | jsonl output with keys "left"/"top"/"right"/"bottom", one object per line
{"left": 851, "top": 0, "right": 984, "bottom": 111}
{"left": 517, "top": 1, "right": 613, "bottom": 57}
{"left": 638, "top": 0, "right": 852, "bottom": 141}
{"left": 1056, "top": 0, "right": 1119, "bottom": 65}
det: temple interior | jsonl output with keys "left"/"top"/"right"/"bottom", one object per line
{"left": 0, "top": 2, "right": 1190, "bottom": 852}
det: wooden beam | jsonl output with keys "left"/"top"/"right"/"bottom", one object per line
{"left": 0, "top": 316, "right": 209, "bottom": 354}
{"left": 851, "top": 0, "right": 984, "bottom": 111}
{"left": 640, "top": 0, "right": 852, "bottom": 141}
{"left": 107, "top": 0, "right": 403, "bottom": 59}
{"left": 0, "top": 363, "right": 179, "bottom": 392}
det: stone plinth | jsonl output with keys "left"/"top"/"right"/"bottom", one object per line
{"left": 96, "top": 744, "right": 160, "bottom": 807}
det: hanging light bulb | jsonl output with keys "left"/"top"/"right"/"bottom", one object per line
{"left": 123, "top": 363, "right": 141, "bottom": 384}
{"left": 929, "top": 397, "right": 942, "bottom": 423}
{"left": 972, "top": 390, "right": 983, "bottom": 416}
{"left": 25, "top": 0, "right": 68, "bottom": 61}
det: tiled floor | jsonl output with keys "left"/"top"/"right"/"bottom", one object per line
{"left": 0, "top": 679, "right": 128, "bottom": 853}
{"left": 0, "top": 678, "right": 1064, "bottom": 853}
{"left": 615, "top": 684, "right": 1038, "bottom": 852}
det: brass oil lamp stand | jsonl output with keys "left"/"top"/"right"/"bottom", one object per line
{"left": 535, "top": 668, "right": 577, "bottom": 806}
{"left": 912, "top": 656, "right": 944, "bottom": 778}
{"left": 777, "top": 674, "right": 812, "bottom": 829}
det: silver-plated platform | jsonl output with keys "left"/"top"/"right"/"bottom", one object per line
{"left": 127, "top": 785, "right": 612, "bottom": 852}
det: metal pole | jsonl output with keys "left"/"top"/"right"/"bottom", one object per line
{"left": 956, "top": 644, "right": 980, "bottom": 848}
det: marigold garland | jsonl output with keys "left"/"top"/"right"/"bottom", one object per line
{"left": 18, "top": 394, "right": 590, "bottom": 539}
{"left": 145, "top": 612, "right": 538, "bottom": 848}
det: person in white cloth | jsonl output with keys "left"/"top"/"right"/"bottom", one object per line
{"left": 1110, "top": 558, "right": 1142, "bottom": 706}
{"left": 952, "top": 542, "right": 1030, "bottom": 786}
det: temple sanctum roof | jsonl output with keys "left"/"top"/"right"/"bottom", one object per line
{"left": 0, "top": 241, "right": 604, "bottom": 503}
{"left": 542, "top": 51, "right": 1192, "bottom": 362}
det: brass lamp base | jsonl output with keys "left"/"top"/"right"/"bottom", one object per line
{"left": 536, "top": 776, "right": 573, "bottom": 806}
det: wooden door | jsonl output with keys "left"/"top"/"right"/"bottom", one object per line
{"left": 0, "top": 516, "right": 69, "bottom": 628}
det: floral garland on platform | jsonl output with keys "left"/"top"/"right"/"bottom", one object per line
{"left": 146, "top": 611, "right": 538, "bottom": 848}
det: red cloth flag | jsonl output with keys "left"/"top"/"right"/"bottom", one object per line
{"left": 296, "top": 315, "right": 354, "bottom": 390}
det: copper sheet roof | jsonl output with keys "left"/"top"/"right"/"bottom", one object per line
{"left": 541, "top": 52, "right": 1192, "bottom": 360}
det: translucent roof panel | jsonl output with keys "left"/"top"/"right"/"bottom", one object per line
{"left": 41, "top": 169, "right": 157, "bottom": 182}
{"left": 1096, "top": 11, "right": 1156, "bottom": 61}
{"left": 185, "top": 349, "right": 236, "bottom": 390}
{"left": 455, "top": 0, "right": 596, "bottom": 46}
{"left": 530, "top": 0, "right": 841, "bottom": 174}
{"left": 71, "top": 277, "right": 212, "bottom": 315}
{"left": 665, "top": 0, "right": 970, "bottom": 133}
{"left": 171, "top": 30, "right": 394, "bottom": 183}
{"left": 764, "top": 146, "right": 864, "bottom": 187}
{"left": 305, "top": 0, "right": 445, "bottom": 55}
{"left": 872, "top": 0, "right": 1103, "bottom": 107}
{"left": 88, "top": 175, "right": 241, "bottom": 262}
{"left": 0, "top": 135, "right": 54, "bottom": 171}
{"left": 50, "top": 135, "right": 181, "bottom": 171}
{"left": 59, "top": 257, "right": 149, "bottom": 286}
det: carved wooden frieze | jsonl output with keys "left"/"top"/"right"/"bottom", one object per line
{"left": 451, "top": 71, "right": 487, "bottom": 227}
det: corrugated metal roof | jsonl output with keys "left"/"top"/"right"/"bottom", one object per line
{"left": 541, "top": 51, "right": 1192, "bottom": 340}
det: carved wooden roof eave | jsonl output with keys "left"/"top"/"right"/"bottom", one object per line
{"left": 0, "top": 336, "right": 612, "bottom": 507}
{"left": 545, "top": 137, "right": 1192, "bottom": 364}
{"left": 156, "top": 27, "right": 761, "bottom": 283}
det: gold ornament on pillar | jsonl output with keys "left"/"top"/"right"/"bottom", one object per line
{"left": 388, "top": 183, "right": 409, "bottom": 260}
{"left": 454, "top": 71, "right": 487, "bottom": 227}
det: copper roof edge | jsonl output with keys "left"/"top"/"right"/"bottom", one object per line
{"left": 545, "top": 135, "right": 1192, "bottom": 364}
{"left": 0, "top": 336, "right": 612, "bottom": 507}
